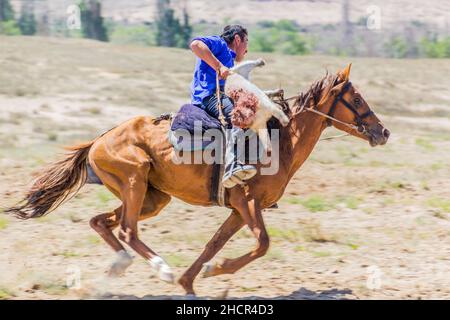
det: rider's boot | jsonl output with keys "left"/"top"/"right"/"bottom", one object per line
{"left": 222, "top": 126, "right": 257, "bottom": 189}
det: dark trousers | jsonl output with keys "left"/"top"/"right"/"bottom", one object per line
{"left": 197, "top": 93, "right": 234, "bottom": 128}
{"left": 194, "top": 92, "right": 257, "bottom": 187}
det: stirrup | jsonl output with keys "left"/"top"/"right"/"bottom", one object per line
{"left": 233, "top": 164, "right": 257, "bottom": 181}
{"left": 222, "top": 174, "right": 243, "bottom": 189}
{"left": 222, "top": 164, "right": 257, "bottom": 189}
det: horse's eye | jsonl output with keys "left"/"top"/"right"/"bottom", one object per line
{"left": 354, "top": 97, "right": 362, "bottom": 108}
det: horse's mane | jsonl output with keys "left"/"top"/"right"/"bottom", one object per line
{"left": 292, "top": 72, "right": 340, "bottom": 116}
{"left": 269, "top": 71, "right": 339, "bottom": 128}
{"left": 268, "top": 72, "right": 340, "bottom": 158}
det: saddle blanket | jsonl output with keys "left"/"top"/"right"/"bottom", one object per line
{"left": 168, "top": 104, "right": 264, "bottom": 163}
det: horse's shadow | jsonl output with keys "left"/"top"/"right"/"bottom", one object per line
{"left": 97, "top": 287, "right": 356, "bottom": 300}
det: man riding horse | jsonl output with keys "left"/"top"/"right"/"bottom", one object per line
{"left": 189, "top": 25, "right": 257, "bottom": 188}
{"left": 7, "top": 23, "right": 391, "bottom": 295}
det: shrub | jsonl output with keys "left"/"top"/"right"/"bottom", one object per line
{"left": 0, "top": 20, "right": 21, "bottom": 36}
{"left": 420, "top": 36, "right": 450, "bottom": 58}
{"left": 109, "top": 24, "right": 155, "bottom": 46}
{"left": 249, "top": 20, "right": 310, "bottom": 55}
{"left": 384, "top": 37, "right": 408, "bottom": 58}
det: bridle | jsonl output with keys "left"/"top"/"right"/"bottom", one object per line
{"left": 288, "top": 81, "right": 374, "bottom": 135}
{"left": 325, "top": 81, "right": 374, "bottom": 133}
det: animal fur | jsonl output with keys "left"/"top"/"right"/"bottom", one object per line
{"left": 225, "top": 59, "right": 290, "bottom": 152}
{"left": 229, "top": 88, "right": 259, "bottom": 128}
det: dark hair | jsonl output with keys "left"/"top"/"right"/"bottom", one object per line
{"left": 220, "top": 25, "right": 248, "bottom": 45}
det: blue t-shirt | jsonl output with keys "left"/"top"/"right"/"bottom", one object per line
{"left": 190, "top": 36, "right": 236, "bottom": 105}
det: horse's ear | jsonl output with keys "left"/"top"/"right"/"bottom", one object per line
{"left": 325, "top": 63, "right": 353, "bottom": 100}
{"left": 338, "top": 63, "right": 352, "bottom": 81}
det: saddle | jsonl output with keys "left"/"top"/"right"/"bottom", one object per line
{"left": 167, "top": 104, "right": 268, "bottom": 208}
{"left": 169, "top": 104, "right": 224, "bottom": 151}
{"left": 168, "top": 104, "right": 267, "bottom": 156}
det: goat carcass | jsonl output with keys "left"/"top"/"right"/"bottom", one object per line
{"left": 225, "top": 59, "right": 289, "bottom": 152}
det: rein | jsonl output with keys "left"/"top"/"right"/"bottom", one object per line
{"left": 325, "top": 81, "right": 373, "bottom": 132}
{"left": 216, "top": 70, "right": 227, "bottom": 127}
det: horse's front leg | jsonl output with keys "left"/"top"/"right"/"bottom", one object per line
{"left": 203, "top": 185, "right": 270, "bottom": 278}
{"left": 178, "top": 209, "right": 245, "bottom": 295}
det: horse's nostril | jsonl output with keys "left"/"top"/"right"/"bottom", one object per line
{"left": 382, "top": 128, "right": 390, "bottom": 139}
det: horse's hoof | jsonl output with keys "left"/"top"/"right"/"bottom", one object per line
{"left": 159, "top": 265, "right": 175, "bottom": 284}
{"left": 108, "top": 250, "right": 133, "bottom": 277}
{"left": 149, "top": 256, "right": 174, "bottom": 283}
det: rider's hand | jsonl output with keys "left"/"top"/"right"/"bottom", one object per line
{"left": 218, "top": 65, "right": 231, "bottom": 80}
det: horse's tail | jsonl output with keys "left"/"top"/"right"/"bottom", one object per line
{"left": 5, "top": 140, "right": 95, "bottom": 219}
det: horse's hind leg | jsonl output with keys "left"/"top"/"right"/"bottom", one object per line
{"left": 111, "top": 154, "right": 175, "bottom": 283}
{"left": 178, "top": 209, "right": 245, "bottom": 295}
{"left": 90, "top": 206, "right": 134, "bottom": 277}
{"left": 90, "top": 186, "right": 171, "bottom": 277}
{"left": 88, "top": 164, "right": 136, "bottom": 276}
{"left": 89, "top": 147, "right": 172, "bottom": 278}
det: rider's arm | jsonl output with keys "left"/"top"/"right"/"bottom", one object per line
{"left": 190, "top": 40, "right": 231, "bottom": 79}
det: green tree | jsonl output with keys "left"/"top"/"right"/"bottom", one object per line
{"left": 0, "top": 0, "right": 20, "bottom": 35}
{"left": 0, "top": 20, "right": 20, "bottom": 35}
{"left": 0, "top": 0, "right": 14, "bottom": 21}
{"left": 179, "top": 7, "right": 192, "bottom": 49}
{"left": 275, "top": 19, "right": 298, "bottom": 32}
{"left": 280, "top": 31, "right": 309, "bottom": 55}
{"left": 155, "top": 0, "right": 192, "bottom": 48}
{"left": 384, "top": 36, "right": 408, "bottom": 58}
{"left": 79, "top": 0, "right": 108, "bottom": 41}
{"left": 18, "top": 1, "right": 37, "bottom": 35}
{"left": 420, "top": 36, "right": 450, "bottom": 58}
{"left": 249, "top": 20, "right": 310, "bottom": 55}
{"left": 250, "top": 31, "right": 275, "bottom": 52}
{"left": 156, "top": 0, "right": 179, "bottom": 47}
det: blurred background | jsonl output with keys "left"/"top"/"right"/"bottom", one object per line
{"left": 2, "top": 0, "right": 450, "bottom": 58}
{"left": 0, "top": 0, "right": 449, "bottom": 300}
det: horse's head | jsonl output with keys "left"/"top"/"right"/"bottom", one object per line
{"left": 320, "top": 64, "right": 390, "bottom": 147}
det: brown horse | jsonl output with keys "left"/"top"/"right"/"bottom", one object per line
{"left": 6, "top": 64, "right": 390, "bottom": 296}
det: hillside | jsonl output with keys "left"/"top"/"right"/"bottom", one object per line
{"left": 11, "top": 0, "right": 450, "bottom": 29}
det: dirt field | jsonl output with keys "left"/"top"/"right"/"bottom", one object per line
{"left": 0, "top": 36, "right": 449, "bottom": 300}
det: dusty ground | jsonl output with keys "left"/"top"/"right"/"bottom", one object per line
{"left": 0, "top": 37, "right": 450, "bottom": 300}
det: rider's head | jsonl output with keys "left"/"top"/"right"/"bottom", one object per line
{"left": 221, "top": 25, "right": 248, "bottom": 62}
